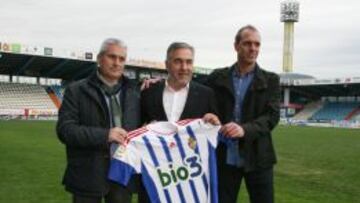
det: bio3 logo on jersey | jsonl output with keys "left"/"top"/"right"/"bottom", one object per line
{"left": 157, "top": 155, "right": 202, "bottom": 188}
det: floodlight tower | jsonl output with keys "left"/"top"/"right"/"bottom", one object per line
{"left": 281, "top": 0, "right": 299, "bottom": 114}
{"left": 281, "top": 0, "right": 299, "bottom": 73}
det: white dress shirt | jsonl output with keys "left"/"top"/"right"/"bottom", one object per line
{"left": 162, "top": 80, "right": 190, "bottom": 122}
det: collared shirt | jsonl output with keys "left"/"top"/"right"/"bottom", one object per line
{"left": 225, "top": 67, "right": 254, "bottom": 168}
{"left": 232, "top": 68, "right": 255, "bottom": 122}
{"left": 162, "top": 80, "right": 190, "bottom": 122}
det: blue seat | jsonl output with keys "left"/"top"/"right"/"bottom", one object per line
{"left": 311, "top": 102, "right": 360, "bottom": 121}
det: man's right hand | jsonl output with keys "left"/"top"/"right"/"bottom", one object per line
{"left": 108, "top": 127, "right": 128, "bottom": 144}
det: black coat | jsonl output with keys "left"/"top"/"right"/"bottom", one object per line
{"left": 141, "top": 80, "right": 218, "bottom": 123}
{"left": 56, "top": 72, "right": 141, "bottom": 197}
{"left": 206, "top": 63, "right": 280, "bottom": 171}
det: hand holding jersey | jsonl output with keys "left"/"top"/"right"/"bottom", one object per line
{"left": 109, "top": 119, "right": 221, "bottom": 203}
{"left": 220, "top": 122, "right": 245, "bottom": 138}
{"left": 202, "top": 113, "right": 221, "bottom": 126}
{"left": 108, "top": 127, "right": 128, "bottom": 144}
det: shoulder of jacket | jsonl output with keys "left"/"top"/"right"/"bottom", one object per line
{"left": 191, "top": 81, "right": 213, "bottom": 93}
{"left": 125, "top": 79, "right": 141, "bottom": 91}
{"left": 207, "top": 67, "right": 231, "bottom": 81}
{"left": 125, "top": 78, "right": 138, "bottom": 86}
{"left": 65, "top": 78, "right": 88, "bottom": 91}
{"left": 210, "top": 67, "right": 230, "bottom": 76}
{"left": 265, "top": 70, "right": 279, "bottom": 81}
{"left": 142, "top": 80, "right": 164, "bottom": 94}
{"left": 257, "top": 67, "right": 279, "bottom": 80}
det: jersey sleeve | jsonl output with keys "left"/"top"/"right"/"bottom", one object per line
{"left": 198, "top": 120, "right": 221, "bottom": 147}
{"left": 108, "top": 141, "right": 141, "bottom": 186}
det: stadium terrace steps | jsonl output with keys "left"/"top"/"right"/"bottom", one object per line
{"left": 47, "top": 92, "right": 61, "bottom": 109}
{"left": 0, "top": 82, "right": 57, "bottom": 110}
{"left": 293, "top": 101, "right": 324, "bottom": 120}
{"left": 45, "top": 86, "right": 63, "bottom": 109}
{"left": 350, "top": 109, "right": 360, "bottom": 121}
{"left": 310, "top": 102, "right": 360, "bottom": 121}
{"left": 49, "top": 85, "right": 64, "bottom": 101}
{"left": 345, "top": 108, "right": 360, "bottom": 120}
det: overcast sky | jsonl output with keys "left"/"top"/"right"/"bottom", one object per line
{"left": 0, "top": 0, "right": 359, "bottom": 78}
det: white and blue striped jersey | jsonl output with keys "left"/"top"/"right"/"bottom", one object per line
{"left": 108, "top": 119, "right": 220, "bottom": 203}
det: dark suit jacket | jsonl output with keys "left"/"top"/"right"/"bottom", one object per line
{"left": 141, "top": 80, "right": 218, "bottom": 123}
{"left": 206, "top": 63, "right": 280, "bottom": 172}
{"left": 56, "top": 72, "right": 141, "bottom": 197}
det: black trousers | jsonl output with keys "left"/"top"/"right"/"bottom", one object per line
{"left": 218, "top": 164, "right": 274, "bottom": 203}
{"left": 72, "top": 181, "right": 132, "bottom": 203}
{"left": 136, "top": 177, "right": 151, "bottom": 203}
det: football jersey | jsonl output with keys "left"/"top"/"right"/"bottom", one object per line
{"left": 108, "top": 119, "right": 221, "bottom": 203}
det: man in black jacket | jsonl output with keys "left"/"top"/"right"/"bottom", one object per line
{"left": 57, "top": 38, "right": 141, "bottom": 203}
{"left": 141, "top": 42, "right": 219, "bottom": 124}
{"left": 206, "top": 25, "right": 280, "bottom": 203}
{"left": 140, "top": 42, "right": 220, "bottom": 202}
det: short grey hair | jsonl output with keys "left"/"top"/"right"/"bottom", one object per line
{"left": 166, "top": 42, "right": 194, "bottom": 60}
{"left": 235, "top": 25, "right": 259, "bottom": 44}
{"left": 97, "top": 38, "right": 127, "bottom": 58}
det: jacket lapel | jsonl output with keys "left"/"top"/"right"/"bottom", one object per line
{"left": 83, "top": 73, "right": 109, "bottom": 122}
{"left": 250, "top": 64, "right": 268, "bottom": 91}
{"left": 214, "top": 64, "right": 236, "bottom": 100}
{"left": 155, "top": 81, "right": 168, "bottom": 121}
{"left": 241, "top": 64, "right": 268, "bottom": 122}
{"left": 180, "top": 81, "right": 197, "bottom": 120}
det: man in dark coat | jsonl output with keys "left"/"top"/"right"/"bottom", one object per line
{"left": 139, "top": 42, "right": 220, "bottom": 202}
{"left": 57, "top": 38, "right": 141, "bottom": 203}
{"left": 141, "top": 42, "right": 218, "bottom": 124}
{"left": 206, "top": 25, "right": 280, "bottom": 203}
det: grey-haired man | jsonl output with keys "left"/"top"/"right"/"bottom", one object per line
{"left": 57, "top": 38, "right": 141, "bottom": 203}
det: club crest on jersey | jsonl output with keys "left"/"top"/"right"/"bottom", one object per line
{"left": 169, "top": 141, "right": 176, "bottom": 149}
{"left": 188, "top": 137, "right": 197, "bottom": 150}
{"left": 157, "top": 155, "right": 203, "bottom": 188}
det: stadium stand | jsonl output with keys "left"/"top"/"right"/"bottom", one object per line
{"left": 45, "top": 86, "right": 62, "bottom": 109}
{"left": 1, "top": 43, "right": 360, "bottom": 128}
{"left": 345, "top": 107, "right": 360, "bottom": 120}
{"left": 0, "top": 82, "right": 57, "bottom": 110}
{"left": 49, "top": 85, "right": 64, "bottom": 101}
{"left": 292, "top": 101, "right": 323, "bottom": 120}
{"left": 310, "top": 101, "right": 360, "bottom": 121}
{"left": 349, "top": 109, "right": 360, "bottom": 121}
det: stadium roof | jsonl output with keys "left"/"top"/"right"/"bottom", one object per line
{"left": 288, "top": 83, "right": 360, "bottom": 98}
{"left": 1, "top": 41, "right": 360, "bottom": 98}
{"left": 0, "top": 41, "right": 215, "bottom": 82}
{"left": 279, "top": 72, "right": 315, "bottom": 80}
{"left": 281, "top": 75, "right": 360, "bottom": 98}
{"left": 0, "top": 52, "right": 96, "bottom": 81}
{"left": 0, "top": 41, "right": 170, "bottom": 81}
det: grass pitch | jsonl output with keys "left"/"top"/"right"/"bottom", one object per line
{"left": 0, "top": 120, "right": 359, "bottom": 203}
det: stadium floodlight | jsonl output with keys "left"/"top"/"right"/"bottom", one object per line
{"left": 281, "top": 0, "right": 299, "bottom": 73}
{"left": 281, "top": 0, "right": 299, "bottom": 22}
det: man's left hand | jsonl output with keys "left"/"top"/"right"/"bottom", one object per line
{"left": 202, "top": 113, "right": 221, "bottom": 125}
{"left": 220, "top": 122, "right": 245, "bottom": 138}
